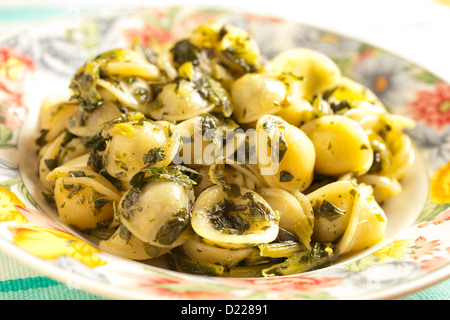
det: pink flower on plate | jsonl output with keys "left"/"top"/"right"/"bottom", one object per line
{"left": 0, "top": 47, "right": 34, "bottom": 110}
{"left": 122, "top": 271, "right": 240, "bottom": 299}
{"left": 420, "top": 256, "right": 449, "bottom": 271}
{"left": 409, "top": 82, "right": 450, "bottom": 130}
{"left": 225, "top": 274, "right": 342, "bottom": 295}
{"left": 0, "top": 105, "right": 23, "bottom": 131}
{"left": 410, "top": 236, "right": 442, "bottom": 260}
{"left": 418, "top": 208, "right": 450, "bottom": 228}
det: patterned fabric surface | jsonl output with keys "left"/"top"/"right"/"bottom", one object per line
{"left": 0, "top": 1, "right": 448, "bottom": 300}
{"left": 0, "top": 251, "right": 105, "bottom": 299}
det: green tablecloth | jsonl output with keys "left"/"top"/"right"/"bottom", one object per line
{"left": 0, "top": 252, "right": 105, "bottom": 300}
{"left": 0, "top": 1, "right": 449, "bottom": 300}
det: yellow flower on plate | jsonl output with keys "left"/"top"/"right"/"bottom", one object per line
{"left": 0, "top": 186, "right": 28, "bottom": 224}
{"left": 435, "top": 0, "right": 450, "bottom": 6}
{"left": 7, "top": 224, "right": 106, "bottom": 268}
{"left": 0, "top": 57, "right": 25, "bottom": 80}
{"left": 372, "top": 239, "right": 412, "bottom": 262}
{"left": 429, "top": 161, "right": 450, "bottom": 204}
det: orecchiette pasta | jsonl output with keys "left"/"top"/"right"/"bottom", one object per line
{"left": 150, "top": 79, "right": 215, "bottom": 121}
{"left": 301, "top": 115, "right": 374, "bottom": 177}
{"left": 306, "top": 181, "right": 357, "bottom": 243}
{"left": 35, "top": 22, "right": 416, "bottom": 278}
{"left": 66, "top": 98, "right": 124, "bottom": 137}
{"left": 258, "top": 188, "right": 313, "bottom": 249}
{"left": 102, "top": 114, "right": 180, "bottom": 182}
{"left": 191, "top": 185, "right": 279, "bottom": 245}
{"left": 52, "top": 168, "right": 121, "bottom": 230}
{"left": 182, "top": 236, "right": 254, "bottom": 266}
{"left": 231, "top": 73, "right": 286, "bottom": 123}
{"left": 270, "top": 48, "right": 342, "bottom": 100}
{"left": 99, "top": 225, "right": 170, "bottom": 260}
{"left": 335, "top": 183, "right": 387, "bottom": 255}
{"left": 38, "top": 90, "right": 79, "bottom": 144}
{"left": 331, "top": 76, "right": 385, "bottom": 110}
{"left": 256, "top": 115, "right": 316, "bottom": 192}
{"left": 118, "top": 174, "right": 194, "bottom": 248}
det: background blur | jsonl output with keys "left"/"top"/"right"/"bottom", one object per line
{"left": 1, "top": 0, "right": 449, "bottom": 80}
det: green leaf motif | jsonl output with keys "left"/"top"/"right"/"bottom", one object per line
{"left": 0, "top": 178, "right": 22, "bottom": 190}
{"left": 414, "top": 71, "right": 440, "bottom": 84}
{"left": 16, "top": 180, "right": 38, "bottom": 208}
{"left": 0, "top": 124, "right": 13, "bottom": 146}
{"left": 413, "top": 201, "right": 450, "bottom": 225}
{"left": 331, "top": 57, "right": 353, "bottom": 77}
{"left": 344, "top": 254, "right": 380, "bottom": 272}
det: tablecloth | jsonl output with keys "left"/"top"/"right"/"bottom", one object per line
{"left": 0, "top": 0, "right": 449, "bottom": 300}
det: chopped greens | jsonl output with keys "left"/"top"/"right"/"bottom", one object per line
{"left": 69, "top": 59, "right": 105, "bottom": 112}
{"left": 261, "top": 242, "right": 338, "bottom": 277}
{"left": 154, "top": 207, "right": 191, "bottom": 246}
{"left": 130, "top": 165, "right": 199, "bottom": 190}
{"left": 171, "top": 39, "right": 203, "bottom": 66}
{"left": 142, "top": 146, "right": 165, "bottom": 167}
{"left": 279, "top": 170, "right": 294, "bottom": 182}
{"left": 209, "top": 197, "right": 249, "bottom": 234}
{"left": 313, "top": 200, "right": 346, "bottom": 222}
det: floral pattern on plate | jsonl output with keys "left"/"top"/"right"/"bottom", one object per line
{"left": 0, "top": 6, "right": 448, "bottom": 300}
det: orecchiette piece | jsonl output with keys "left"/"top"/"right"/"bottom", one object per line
{"left": 67, "top": 98, "right": 123, "bottom": 137}
{"left": 256, "top": 115, "right": 315, "bottom": 193}
{"left": 270, "top": 48, "right": 342, "bottom": 100}
{"left": 38, "top": 133, "right": 69, "bottom": 190}
{"left": 45, "top": 154, "right": 91, "bottom": 181}
{"left": 96, "top": 77, "right": 152, "bottom": 114}
{"left": 192, "top": 165, "right": 245, "bottom": 198}
{"left": 155, "top": 45, "right": 178, "bottom": 81}
{"left": 96, "top": 48, "right": 162, "bottom": 80}
{"left": 384, "top": 131, "right": 415, "bottom": 180}
{"left": 306, "top": 180, "right": 358, "bottom": 243}
{"left": 103, "top": 60, "right": 161, "bottom": 81}
{"left": 118, "top": 179, "right": 193, "bottom": 248}
{"left": 275, "top": 80, "right": 315, "bottom": 127}
{"left": 38, "top": 132, "right": 89, "bottom": 190}
{"left": 173, "top": 114, "right": 239, "bottom": 166}
{"left": 331, "top": 76, "right": 386, "bottom": 110}
{"left": 149, "top": 79, "right": 215, "bottom": 121}
{"left": 231, "top": 73, "right": 287, "bottom": 123}
{"left": 258, "top": 188, "right": 313, "bottom": 249}
{"left": 182, "top": 237, "right": 254, "bottom": 266}
{"left": 102, "top": 117, "right": 180, "bottom": 181}
{"left": 357, "top": 174, "right": 402, "bottom": 203}
{"left": 52, "top": 169, "right": 121, "bottom": 230}
{"left": 38, "top": 90, "right": 78, "bottom": 144}
{"left": 344, "top": 101, "right": 415, "bottom": 135}
{"left": 189, "top": 23, "right": 262, "bottom": 74}
{"left": 301, "top": 115, "right": 373, "bottom": 177}
{"left": 99, "top": 225, "right": 170, "bottom": 260}
{"left": 335, "top": 183, "right": 387, "bottom": 255}
{"left": 173, "top": 116, "right": 207, "bottom": 165}
{"left": 191, "top": 185, "right": 279, "bottom": 245}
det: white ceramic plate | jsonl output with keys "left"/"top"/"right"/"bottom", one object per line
{"left": 0, "top": 6, "right": 449, "bottom": 300}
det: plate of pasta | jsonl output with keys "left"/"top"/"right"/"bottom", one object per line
{"left": 0, "top": 6, "right": 449, "bottom": 300}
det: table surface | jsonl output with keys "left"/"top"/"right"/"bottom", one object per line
{"left": 0, "top": 0, "right": 449, "bottom": 300}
